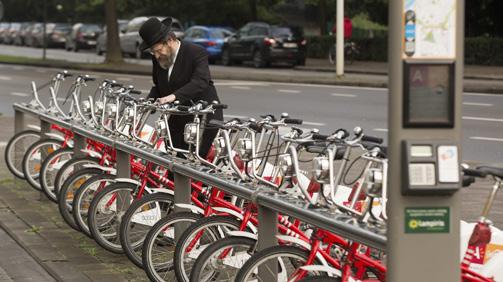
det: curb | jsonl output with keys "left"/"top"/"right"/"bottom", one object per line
{"left": 2, "top": 60, "right": 503, "bottom": 94}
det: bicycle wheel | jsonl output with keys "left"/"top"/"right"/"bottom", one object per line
{"left": 235, "top": 245, "right": 324, "bottom": 282}
{"left": 73, "top": 173, "right": 116, "bottom": 237}
{"left": 174, "top": 215, "right": 245, "bottom": 282}
{"left": 53, "top": 156, "right": 100, "bottom": 198}
{"left": 298, "top": 276, "right": 341, "bottom": 282}
{"left": 190, "top": 236, "right": 257, "bottom": 282}
{"left": 119, "top": 192, "right": 175, "bottom": 268}
{"left": 22, "top": 139, "right": 63, "bottom": 191}
{"left": 4, "top": 129, "right": 40, "bottom": 179}
{"left": 87, "top": 182, "right": 138, "bottom": 253}
{"left": 58, "top": 168, "right": 102, "bottom": 231}
{"left": 40, "top": 148, "right": 73, "bottom": 202}
{"left": 142, "top": 212, "right": 202, "bottom": 282}
{"left": 328, "top": 44, "right": 336, "bottom": 65}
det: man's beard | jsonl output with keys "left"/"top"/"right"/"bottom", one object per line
{"left": 158, "top": 53, "right": 175, "bottom": 69}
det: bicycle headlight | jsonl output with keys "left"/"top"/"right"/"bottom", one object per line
{"left": 81, "top": 100, "right": 91, "bottom": 115}
{"left": 105, "top": 104, "right": 117, "bottom": 118}
{"left": 94, "top": 101, "right": 104, "bottom": 115}
{"left": 364, "top": 168, "right": 383, "bottom": 198}
{"left": 312, "top": 156, "right": 330, "bottom": 182}
{"left": 155, "top": 120, "right": 168, "bottom": 137}
{"left": 124, "top": 107, "right": 135, "bottom": 123}
{"left": 213, "top": 137, "right": 227, "bottom": 157}
{"left": 278, "top": 153, "right": 293, "bottom": 175}
{"left": 183, "top": 123, "right": 198, "bottom": 144}
{"left": 237, "top": 138, "right": 253, "bottom": 161}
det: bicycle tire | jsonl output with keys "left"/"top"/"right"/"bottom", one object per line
{"left": 87, "top": 181, "right": 138, "bottom": 253}
{"left": 142, "top": 212, "right": 202, "bottom": 282}
{"left": 174, "top": 215, "right": 245, "bottom": 282}
{"left": 4, "top": 129, "right": 40, "bottom": 179}
{"left": 22, "top": 139, "right": 63, "bottom": 191}
{"left": 53, "top": 156, "right": 100, "bottom": 198}
{"left": 73, "top": 173, "right": 116, "bottom": 237}
{"left": 40, "top": 148, "right": 73, "bottom": 202}
{"left": 119, "top": 192, "right": 175, "bottom": 268}
{"left": 235, "top": 245, "right": 324, "bottom": 282}
{"left": 58, "top": 167, "right": 102, "bottom": 231}
{"left": 190, "top": 236, "right": 257, "bottom": 282}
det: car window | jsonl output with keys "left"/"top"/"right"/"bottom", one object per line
{"left": 191, "top": 28, "right": 206, "bottom": 39}
{"left": 54, "top": 25, "right": 71, "bottom": 32}
{"left": 209, "top": 29, "right": 230, "bottom": 39}
{"left": 249, "top": 26, "right": 268, "bottom": 36}
{"left": 238, "top": 25, "right": 250, "bottom": 36}
{"left": 271, "top": 26, "right": 303, "bottom": 38}
{"left": 81, "top": 25, "right": 102, "bottom": 33}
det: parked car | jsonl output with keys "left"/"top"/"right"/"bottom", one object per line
{"left": 65, "top": 23, "right": 102, "bottom": 51}
{"left": 0, "top": 23, "right": 11, "bottom": 44}
{"left": 183, "top": 26, "right": 233, "bottom": 63}
{"left": 221, "top": 22, "right": 307, "bottom": 68}
{"left": 13, "top": 22, "right": 32, "bottom": 46}
{"left": 96, "top": 19, "right": 128, "bottom": 55}
{"left": 4, "top": 22, "right": 22, "bottom": 45}
{"left": 120, "top": 16, "right": 184, "bottom": 59}
{"left": 30, "top": 23, "right": 71, "bottom": 48}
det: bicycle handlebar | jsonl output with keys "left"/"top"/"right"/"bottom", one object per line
{"left": 361, "top": 135, "right": 383, "bottom": 144}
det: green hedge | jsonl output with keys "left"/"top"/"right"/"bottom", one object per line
{"left": 306, "top": 35, "right": 503, "bottom": 65}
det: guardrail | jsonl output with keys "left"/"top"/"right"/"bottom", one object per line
{"left": 13, "top": 102, "right": 387, "bottom": 267}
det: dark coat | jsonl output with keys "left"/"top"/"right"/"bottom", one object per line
{"left": 148, "top": 41, "right": 223, "bottom": 157}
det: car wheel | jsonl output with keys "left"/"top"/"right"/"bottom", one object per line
{"left": 221, "top": 48, "right": 232, "bottom": 66}
{"left": 253, "top": 50, "right": 266, "bottom": 68}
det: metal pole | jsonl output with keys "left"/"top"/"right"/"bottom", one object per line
{"left": 257, "top": 204, "right": 278, "bottom": 281}
{"left": 115, "top": 150, "right": 131, "bottom": 213}
{"left": 39, "top": 119, "right": 51, "bottom": 200}
{"left": 336, "top": 0, "right": 344, "bottom": 76}
{"left": 174, "top": 172, "right": 191, "bottom": 240}
{"left": 388, "top": 0, "right": 463, "bottom": 281}
{"left": 42, "top": 0, "right": 47, "bottom": 60}
{"left": 14, "top": 109, "right": 25, "bottom": 134}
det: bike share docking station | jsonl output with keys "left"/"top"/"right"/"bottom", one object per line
{"left": 388, "top": 0, "right": 463, "bottom": 281}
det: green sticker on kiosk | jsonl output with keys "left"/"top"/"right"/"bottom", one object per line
{"left": 405, "top": 207, "right": 450, "bottom": 233}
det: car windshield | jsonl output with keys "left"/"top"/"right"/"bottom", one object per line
{"left": 271, "top": 27, "right": 302, "bottom": 38}
{"left": 54, "top": 25, "right": 71, "bottom": 32}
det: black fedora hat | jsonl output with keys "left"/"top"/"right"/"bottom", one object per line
{"left": 139, "top": 17, "right": 173, "bottom": 51}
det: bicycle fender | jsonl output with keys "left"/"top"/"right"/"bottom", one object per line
{"left": 174, "top": 204, "right": 204, "bottom": 214}
{"left": 27, "top": 124, "right": 41, "bottom": 131}
{"left": 82, "top": 164, "right": 116, "bottom": 174}
{"left": 114, "top": 178, "right": 141, "bottom": 186}
{"left": 299, "top": 265, "right": 342, "bottom": 278}
{"left": 277, "top": 235, "right": 329, "bottom": 267}
{"left": 44, "top": 133, "right": 65, "bottom": 141}
{"left": 226, "top": 231, "right": 258, "bottom": 240}
{"left": 80, "top": 149, "right": 103, "bottom": 159}
{"left": 212, "top": 207, "right": 258, "bottom": 233}
{"left": 150, "top": 188, "right": 174, "bottom": 195}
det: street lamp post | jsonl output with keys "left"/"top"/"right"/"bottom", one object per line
{"left": 336, "top": 0, "right": 344, "bottom": 77}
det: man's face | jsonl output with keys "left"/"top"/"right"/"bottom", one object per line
{"left": 151, "top": 39, "right": 176, "bottom": 69}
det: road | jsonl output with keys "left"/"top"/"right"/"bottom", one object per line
{"left": 0, "top": 63, "right": 502, "bottom": 163}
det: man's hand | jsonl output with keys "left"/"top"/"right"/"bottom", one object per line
{"left": 158, "top": 94, "right": 176, "bottom": 104}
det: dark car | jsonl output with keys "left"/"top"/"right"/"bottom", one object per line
{"left": 30, "top": 23, "right": 71, "bottom": 48}
{"left": 221, "top": 22, "right": 307, "bottom": 68}
{"left": 183, "top": 26, "right": 233, "bottom": 63}
{"left": 65, "top": 23, "right": 102, "bottom": 52}
{"left": 96, "top": 19, "right": 128, "bottom": 55}
{"left": 120, "top": 16, "right": 184, "bottom": 59}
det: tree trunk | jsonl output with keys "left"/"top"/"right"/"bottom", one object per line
{"left": 249, "top": 0, "right": 257, "bottom": 21}
{"left": 104, "top": 0, "right": 123, "bottom": 64}
{"left": 319, "top": 0, "right": 327, "bottom": 35}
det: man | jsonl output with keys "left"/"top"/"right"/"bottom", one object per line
{"left": 139, "top": 17, "right": 223, "bottom": 158}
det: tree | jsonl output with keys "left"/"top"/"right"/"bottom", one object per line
{"left": 104, "top": 0, "right": 123, "bottom": 64}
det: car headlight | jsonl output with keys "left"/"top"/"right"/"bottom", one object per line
{"left": 81, "top": 100, "right": 91, "bottom": 115}
{"left": 278, "top": 153, "right": 293, "bottom": 175}
{"left": 364, "top": 168, "right": 383, "bottom": 198}
{"left": 237, "top": 138, "right": 253, "bottom": 161}
{"left": 183, "top": 123, "right": 198, "bottom": 144}
{"left": 312, "top": 156, "right": 330, "bottom": 182}
{"left": 155, "top": 120, "right": 168, "bottom": 137}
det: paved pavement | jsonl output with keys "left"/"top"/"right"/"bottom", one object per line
{"left": 1, "top": 45, "right": 503, "bottom": 93}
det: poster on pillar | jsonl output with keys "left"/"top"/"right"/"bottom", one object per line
{"left": 402, "top": 0, "right": 457, "bottom": 59}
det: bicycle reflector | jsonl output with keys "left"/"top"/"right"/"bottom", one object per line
{"left": 364, "top": 168, "right": 383, "bottom": 198}
{"left": 184, "top": 123, "right": 198, "bottom": 144}
{"left": 238, "top": 138, "right": 253, "bottom": 161}
{"left": 312, "top": 156, "right": 330, "bottom": 182}
{"left": 278, "top": 153, "right": 293, "bottom": 175}
{"left": 155, "top": 120, "right": 168, "bottom": 137}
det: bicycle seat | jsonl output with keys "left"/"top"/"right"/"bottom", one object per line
{"left": 476, "top": 166, "right": 503, "bottom": 178}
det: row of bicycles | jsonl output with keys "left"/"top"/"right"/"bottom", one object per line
{"left": 5, "top": 70, "right": 503, "bottom": 281}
